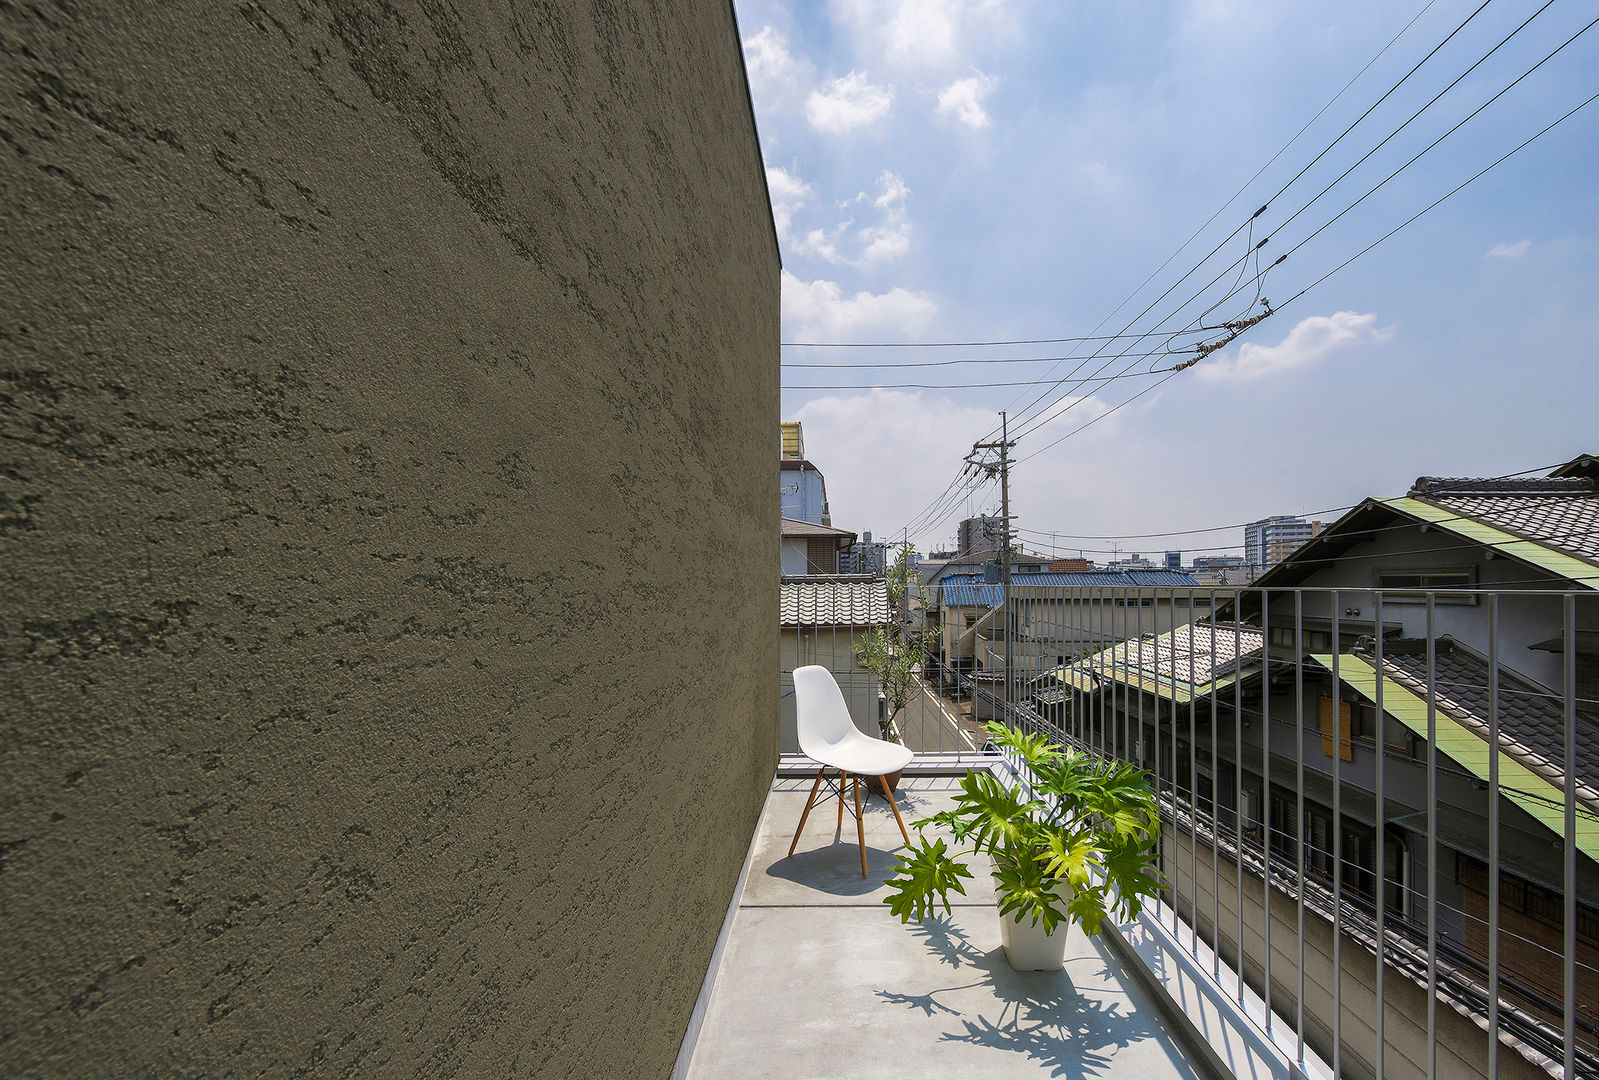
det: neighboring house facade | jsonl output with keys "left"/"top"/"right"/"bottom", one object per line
{"left": 933, "top": 568, "right": 1210, "bottom": 677}
{"left": 778, "top": 575, "right": 890, "bottom": 752}
{"left": 780, "top": 517, "right": 856, "bottom": 575}
{"left": 1046, "top": 466, "right": 1599, "bottom": 1075}
{"left": 779, "top": 458, "right": 832, "bottom": 525}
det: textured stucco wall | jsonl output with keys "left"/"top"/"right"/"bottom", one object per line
{"left": 1, "top": 3, "right": 778, "bottom": 1077}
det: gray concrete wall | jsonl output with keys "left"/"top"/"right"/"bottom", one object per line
{"left": 1, "top": 3, "right": 778, "bottom": 1078}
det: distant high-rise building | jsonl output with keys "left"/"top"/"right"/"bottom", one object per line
{"left": 1106, "top": 553, "right": 1156, "bottom": 571}
{"left": 1193, "top": 555, "right": 1246, "bottom": 570}
{"left": 1164, "top": 551, "right": 1182, "bottom": 569}
{"left": 1243, "top": 516, "right": 1321, "bottom": 574}
{"left": 958, "top": 515, "right": 1002, "bottom": 555}
{"left": 840, "top": 530, "right": 890, "bottom": 576}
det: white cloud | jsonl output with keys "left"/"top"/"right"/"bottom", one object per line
{"left": 873, "top": 171, "right": 910, "bottom": 210}
{"left": 782, "top": 269, "right": 937, "bottom": 339}
{"left": 806, "top": 72, "right": 895, "bottom": 134}
{"left": 937, "top": 73, "right": 997, "bottom": 130}
{"left": 1196, "top": 311, "right": 1394, "bottom": 382}
{"left": 858, "top": 221, "right": 912, "bottom": 262}
{"left": 1486, "top": 239, "right": 1531, "bottom": 259}
{"left": 787, "top": 172, "right": 913, "bottom": 266}
{"left": 793, "top": 390, "right": 998, "bottom": 540}
{"left": 795, "top": 224, "right": 850, "bottom": 263}
{"left": 765, "top": 165, "right": 813, "bottom": 241}
{"left": 743, "top": 26, "right": 800, "bottom": 95}
{"left": 829, "top": 0, "right": 1012, "bottom": 71}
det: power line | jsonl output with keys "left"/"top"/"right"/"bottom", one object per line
{"left": 1006, "top": 462, "right": 1567, "bottom": 541}
{"left": 781, "top": 345, "right": 1195, "bottom": 369}
{"left": 1016, "top": 68, "right": 1599, "bottom": 462}
{"left": 1001, "top": 1, "right": 1575, "bottom": 447}
{"left": 783, "top": 364, "right": 1186, "bottom": 391}
{"left": 983, "top": 0, "right": 1503, "bottom": 444}
{"left": 780, "top": 330, "right": 1162, "bottom": 348}
{"left": 1277, "top": 87, "right": 1599, "bottom": 310}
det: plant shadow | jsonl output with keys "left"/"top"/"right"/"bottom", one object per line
{"left": 877, "top": 915, "right": 1191, "bottom": 1080}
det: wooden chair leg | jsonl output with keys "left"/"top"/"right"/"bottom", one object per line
{"left": 787, "top": 767, "right": 827, "bottom": 857}
{"left": 836, "top": 771, "right": 847, "bottom": 834}
{"left": 853, "top": 774, "right": 868, "bottom": 877}
{"left": 882, "top": 782, "right": 912, "bottom": 847}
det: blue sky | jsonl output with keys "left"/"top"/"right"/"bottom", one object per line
{"left": 740, "top": 0, "right": 1598, "bottom": 559}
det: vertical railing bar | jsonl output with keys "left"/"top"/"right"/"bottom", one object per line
{"left": 1295, "top": 588, "right": 1306, "bottom": 1068}
{"left": 1261, "top": 589, "right": 1272, "bottom": 1036}
{"left": 1210, "top": 593, "right": 1221, "bottom": 980}
{"left": 1189, "top": 591, "right": 1199, "bottom": 958}
{"left": 1487, "top": 592, "right": 1500, "bottom": 1080}
{"left": 1137, "top": 583, "right": 1145, "bottom": 776}
{"left": 1234, "top": 586, "right": 1245, "bottom": 1004}
{"left": 1158, "top": 587, "right": 1168, "bottom": 927}
{"left": 1562, "top": 593, "right": 1577, "bottom": 1080}
{"left": 1425, "top": 593, "right": 1437, "bottom": 1080}
{"left": 1332, "top": 591, "right": 1343, "bottom": 1080}
{"left": 1374, "top": 590, "right": 1386, "bottom": 1080}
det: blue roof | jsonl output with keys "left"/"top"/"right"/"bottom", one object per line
{"left": 940, "top": 584, "right": 1006, "bottom": 607}
{"left": 938, "top": 568, "right": 1201, "bottom": 607}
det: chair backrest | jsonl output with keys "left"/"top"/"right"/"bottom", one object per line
{"left": 792, "top": 665, "right": 858, "bottom": 757}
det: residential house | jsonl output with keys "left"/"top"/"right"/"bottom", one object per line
{"left": 779, "top": 422, "right": 833, "bottom": 525}
{"left": 780, "top": 517, "right": 856, "bottom": 575}
{"left": 778, "top": 575, "right": 891, "bottom": 752}
{"left": 1042, "top": 463, "right": 1599, "bottom": 1074}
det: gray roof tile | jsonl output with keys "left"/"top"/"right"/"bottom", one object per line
{"left": 780, "top": 576, "right": 891, "bottom": 627}
{"left": 1355, "top": 636, "right": 1599, "bottom": 812}
{"left": 1408, "top": 477, "right": 1599, "bottom": 566}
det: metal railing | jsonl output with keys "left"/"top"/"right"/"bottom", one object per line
{"left": 950, "top": 584, "right": 1597, "bottom": 1080}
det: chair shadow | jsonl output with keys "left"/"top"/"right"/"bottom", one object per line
{"left": 876, "top": 915, "right": 1178, "bottom": 1080}
{"left": 765, "top": 840, "right": 903, "bottom": 896}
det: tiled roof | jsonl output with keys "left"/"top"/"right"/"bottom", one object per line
{"left": 1355, "top": 637, "right": 1599, "bottom": 810}
{"left": 1095, "top": 621, "right": 1264, "bottom": 687}
{"left": 780, "top": 576, "right": 890, "bottom": 627}
{"left": 1040, "top": 621, "right": 1264, "bottom": 704}
{"left": 1406, "top": 476, "right": 1599, "bottom": 565}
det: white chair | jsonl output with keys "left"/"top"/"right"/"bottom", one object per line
{"left": 786, "top": 665, "right": 914, "bottom": 877}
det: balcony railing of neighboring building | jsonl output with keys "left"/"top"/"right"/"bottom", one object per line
{"left": 782, "top": 584, "right": 1597, "bottom": 1080}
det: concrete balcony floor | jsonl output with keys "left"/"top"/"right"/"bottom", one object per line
{"left": 684, "top": 774, "right": 1222, "bottom": 1079}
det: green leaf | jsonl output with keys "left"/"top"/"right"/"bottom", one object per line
{"left": 882, "top": 837, "right": 974, "bottom": 924}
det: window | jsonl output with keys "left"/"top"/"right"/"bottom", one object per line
{"left": 1375, "top": 569, "right": 1476, "bottom": 604}
{"left": 1319, "top": 697, "right": 1354, "bottom": 761}
{"left": 1270, "top": 626, "right": 1332, "bottom": 651}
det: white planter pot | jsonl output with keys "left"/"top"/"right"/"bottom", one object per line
{"left": 992, "top": 863, "right": 1073, "bottom": 971}
{"left": 999, "top": 907, "right": 1069, "bottom": 970}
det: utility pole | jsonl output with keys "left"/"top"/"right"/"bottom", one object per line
{"left": 971, "top": 411, "right": 1017, "bottom": 710}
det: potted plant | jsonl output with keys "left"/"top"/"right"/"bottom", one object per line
{"left": 854, "top": 545, "right": 940, "bottom": 792}
{"left": 882, "top": 721, "right": 1164, "bottom": 970}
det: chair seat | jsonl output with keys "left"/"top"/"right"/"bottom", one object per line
{"left": 809, "top": 729, "right": 914, "bottom": 777}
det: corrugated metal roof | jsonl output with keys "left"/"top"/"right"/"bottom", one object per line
{"left": 937, "top": 568, "right": 1201, "bottom": 603}
{"left": 1313, "top": 647, "right": 1599, "bottom": 862}
{"left": 780, "top": 577, "right": 891, "bottom": 627}
{"left": 941, "top": 584, "right": 1006, "bottom": 608}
